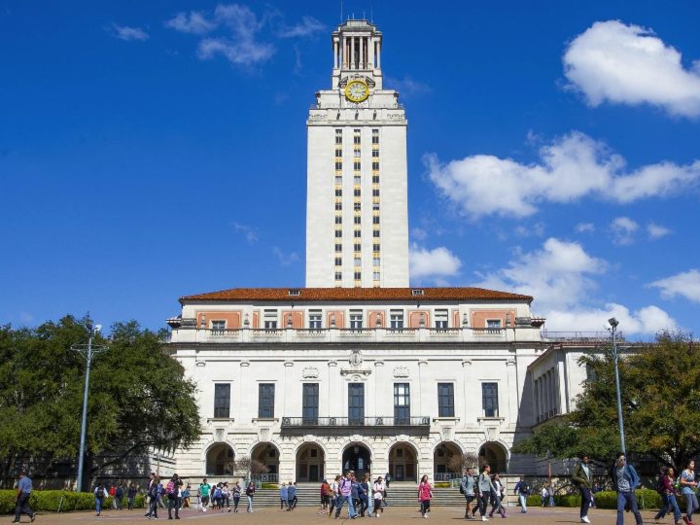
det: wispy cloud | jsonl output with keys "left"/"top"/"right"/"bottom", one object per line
{"left": 575, "top": 222, "right": 596, "bottom": 233}
{"left": 273, "top": 247, "right": 299, "bottom": 266}
{"left": 610, "top": 216, "right": 639, "bottom": 245}
{"left": 647, "top": 222, "right": 673, "bottom": 240}
{"left": 165, "top": 11, "right": 215, "bottom": 34}
{"left": 232, "top": 222, "right": 259, "bottom": 243}
{"left": 277, "top": 16, "right": 325, "bottom": 38}
{"left": 110, "top": 24, "right": 149, "bottom": 42}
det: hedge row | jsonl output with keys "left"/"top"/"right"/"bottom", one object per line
{"left": 525, "top": 489, "right": 664, "bottom": 510}
{"left": 0, "top": 491, "right": 145, "bottom": 514}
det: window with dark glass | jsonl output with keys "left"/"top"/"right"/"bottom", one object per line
{"left": 258, "top": 383, "right": 275, "bottom": 418}
{"left": 482, "top": 382, "right": 499, "bottom": 417}
{"left": 302, "top": 383, "right": 319, "bottom": 424}
{"left": 438, "top": 383, "right": 455, "bottom": 417}
{"left": 309, "top": 310, "right": 322, "bottom": 329}
{"left": 211, "top": 320, "right": 226, "bottom": 334}
{"left": 214, "top": 383, "right": 230, "bottom": 418}
{"left": 348, "top": 383, "right": 365, "bottom": 424}
{"left": 394, "top": 383, "right": 410, "bottom": 423}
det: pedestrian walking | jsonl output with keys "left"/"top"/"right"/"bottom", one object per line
{"left": 181, "top": 484, "right": 191, "bottom": 510}
{"left": 109, "top": 484, "right": 117, "bottom": 509}
{"left": 680, "top": 460, "right": 700, "bottom": 525}
{"left": 321, "top": 479, "right": 332, "bottom": 510}
{"left": 94, "top": 481, "right": 107, "bottom": 517}
{"left": 166, "top": 473, "right": 182, "bottom": 520}
{"left": 328, "top": 475, "right": 340, "bottom": 517}
{"left": 654, "top": 466, "right": 681, "bottom": 524}
{"left": 461, "top": 467, "right": 478, "bottom": 519}
{"left": 246, "top": 481, "right": 256, "bottom": 513}
{"left": 418, "top": 475, "right": 433, "bottom": 518}
{"left": 223, "top": 482, "right": 232, "bottom": 512}
{"left": 280, "top": 482, "right": 289, "bottom": 510}
{"left": 232, "top": 482, "right": 241, "bottom": 512}
{"left": 489, "top": 473, "right": 507, "bottom": 518}
{"left": 358, "top": 473, "right": 370, "bottom": 517}
{"left": 351, "top": 473, "right": 361, "bottom": 515}
{"left": 199, "top": 478, "right": 211, "bottom": 513}
{"left": 335, "top": 471, "right": 357, "bottom": 518}
{"left": 146, "top": 476, "right": 162, "bottom": 520}
{"left": 12, "top": 470, "right": 35, "bottom": 524}
{"left": 212, "top": 483, "right": 223, "bottom": 510}
{"left": 513, "top": 476, "right": 530, "bottom": 514}
{"left": 145, "top": 472, "right": 156, "bottom": 516}
{"left": 373, "top": 476, "right": 386, "bottom": 517}
{"left": 288, "top": 481, "right": 298, "bottom": 510}
{"left": 113, "top": 483, "right": 124, "bottom": 510}
{"left": 610, "top": 452, "right": 643, "bottom": 525}
{"left": 127, "top": 483, "right": 137, "bottom": 510}
{"left": 385, "top": 472, "right": 391, "bottom": 488}
{"left": 477, "top": 464, "right": 496, "bottom": 522}
{"left": 541, "top": 486, "right": 548, "bottom": 507}
{"left": 572, "top": 454, "right": 593, "bottom": 524}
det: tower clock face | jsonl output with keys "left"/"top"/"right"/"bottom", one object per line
{"left": 345, "top": 80, "right": 369, "bottom": 103}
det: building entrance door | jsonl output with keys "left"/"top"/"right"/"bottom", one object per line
{"left": 342, "top": 444, "right": 372, "bottom": 480}
{"left": 395, "top": 465, "right": 404, "bottom": 481}
{"left": 309, "top": 465, "right": 319, "bottom": 482}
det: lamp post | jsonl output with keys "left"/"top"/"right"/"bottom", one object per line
{"left": 72, "top": 319, "right": 107, "bottom": 492}
{"left": 608, "top": 317, "right": 626, "bottom": 455}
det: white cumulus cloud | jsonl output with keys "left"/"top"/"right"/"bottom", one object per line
{"left": 409, "top": 244, "right": 462, "bottom": 280}
{"left": 165, "top": 11, "right": 216, "bottom": 34}
{"left": 473, "top": 237, "right": 676, "bottom": 335}
{"left": 425, "top": 131, "right": 700, "bottom": 219}
{"left": 111, "top": 24, "right": 149, "bottom": 42}
{"left": 563, "top": 20, "right": 700, "bottom": 118}
{"left": 650, "top": 269, "right": 700, "bottom": 304}
{"left": 610, "top": 217, "right": 639, "bottom": 245}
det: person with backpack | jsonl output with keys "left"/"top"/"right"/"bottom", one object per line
{"left": 335, "top": 471, "right": 357, "bottom": 519}
{"left": 461, "top": 467, "right": 477, "bottom": 519}
{"left": 166, "top": 473, "right": 182, "bottom": 520}
{"left": 610, "top": 452, "right": 643, "bottom": 525}
{"left": 199, "top": 478, "right": 211, "bottom": 513}
{"left": 321, "top": 479, "right": 331, "bottom": 510}
{"left": 654, "top": 466, "right": 681, "bottom": 524}
{"left": 180, "top": 484, "right": 191, "bottom": 510}
{"left": 680, "top": 459, "right": 699, "bottom": 525}
{"left": 513, "top": 475, "right": 530, "bottom": 514}
{"left": 212, "top": 483, "right": 223, "bottom": 510}
{"left": 146, "top": 476, "right": 162, "bottom": 520}
{"left": 94, "top": 481, "right": 107, "bottom": 517}
{"left": 245, "top": 481, "right": 256, "bottom": 513}
{"left": 572, "top": 454, "right": 593, "bottom": 523}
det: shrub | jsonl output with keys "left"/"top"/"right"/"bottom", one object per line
{"left": 591, "top": 489, "right": 661, "bottom": 510}
{"left": 526, "top": 495, "right": 542, "bottom": 506}
{"left": 433, "top": 482, "right": 451, "bottom": 488}
{"left": 0, "top": 490, "right": 144, "bottom": 514}
{"left": 261, "top": 483, "right": 279, "bottom": 489}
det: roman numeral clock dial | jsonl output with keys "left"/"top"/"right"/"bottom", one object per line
{"left": 345, "top": 80, "right": 369, "bottom": 103}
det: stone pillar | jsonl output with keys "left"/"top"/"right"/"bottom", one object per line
{"left": 351, "top": 37, "right": 355, "bottom": 69}
{"left": 334, "top": 40, "right": 339, "bottom": 69}
{"left": 377, "top": 40, "right": 381, "bottom": 69}
{"left": 418, "top": 360, "right": 429, "bottom": 416}
{"left": 239, "top": 361, "right": 250, "bottom": 422}
{"left": 462, "top": 359, "right": 472, "bottom": 420}
{"left": 506, "top": 360, "right": 517, "bottom": 424}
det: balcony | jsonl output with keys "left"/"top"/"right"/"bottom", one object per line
{"left": 280, "top": 416, "right": 431, "bottom": 436}
{"left": 169, "top": 324, "right": 543, "bottom": 345}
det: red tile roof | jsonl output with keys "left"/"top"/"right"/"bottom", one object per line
{"left": 180, "top": 287, "right": 532, "bottom": 304}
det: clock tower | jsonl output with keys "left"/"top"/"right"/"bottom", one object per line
{"left": 306, "top": 19, "right": 409, "bottom": 288}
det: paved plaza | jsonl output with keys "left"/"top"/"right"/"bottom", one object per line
{"left": 12, "top": 505, "right": 662, "bottom": 524}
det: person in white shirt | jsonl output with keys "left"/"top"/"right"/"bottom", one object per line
{"left": 373, "top": 476, "right": 386, "bottom": 517}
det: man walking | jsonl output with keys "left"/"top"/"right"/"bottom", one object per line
{"left": 477, "top": 464, "right": 495, "bottom": 523}
{"left": 13, "top": 470, "right": 35, "bottom": 523}
{"left": 513, "top": 476, "right": 530, "bottom": 514}
{"left": 572, "top": 455, "right": 593, "bottom": 524}
{"left": 335, "top": 471, "right": 357, "bottom": 519}
{"left": 461, "top": 467, "right": 477, "bottom": 519}
{"left": 610, "top": 452, "right": 643, "bottom": 525}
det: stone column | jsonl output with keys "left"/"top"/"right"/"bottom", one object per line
{"left": 418, "top": 360, "right": 428, "bottom": 416}
{"left": 351, "top": 37, "right": 355, "bottom": 69}
{"left": 462, "top": 359, "right": 472, "bottom": 421}
{"left": 506, "top": 360, "right": 516, "bottom": 425}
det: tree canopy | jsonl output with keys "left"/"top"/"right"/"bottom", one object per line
{"left": 0, "top": 315, "right": 201, "bottom": 486}
{"left": 513, "top": 331, "right": 700, "bottom": 469}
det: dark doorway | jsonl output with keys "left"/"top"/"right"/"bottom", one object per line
{"left": 342, "top": 443, "right": 372, "bottom": 480}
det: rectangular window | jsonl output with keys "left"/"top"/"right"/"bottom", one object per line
{"left": 354, "top": 189, "right": 361, "bottom": 197}
{"left": 211, "top": 320, "right": 226, "bottom": 333}
{"left": 353, "top": 149, "right": 361, "bottom": 158}
{"left": 435, "top": 309, "right": 448, "bottom": 329}
{"left": 335, "top": 129, "right": 343, "bottom": 144}
{"left": 335, "top": 243, "right": 342, "bottom": 252}
{"left": 353, "top": 161, "right": 361, "bottom": 170}
{"left": 486, "top": 319, "right": 502, "bottom": 332}
{"left": 302, "top": 383, "right": 319, "bottom": 423}
{"left": 348, "top": 383, "right": 365, "bottom": 424}
{"left": 354, "top": 230, "right": 361, "bottom": 238}
{"left": 335, "top": 176, "right": 342, "bottom": 184}
{"left": 394, "top": 383, "right": 410, "bottom": 423}
{"left": 438, "top": 383, "right": 455, "bottom": 417}
{"left": 335, "top": 216, "right": 342, "bottom": 224}
{"left": 373, "top": 271, "right": 380, "bottom": 280}
{"left": 373, "top": 243, "right": 381, "bottom": 252}
{"left": 309, "top": 310, "right": 322, "bottom": 329}
{"left": 335, "top": 272, "right": 342, "bottom": 280}
{"left": 354, "top": 256, "right": 361, "bottom": 266}
{"left": 354, "top": 216, "right": 361, "bottom": 224}
{"left": 372, "top": 175, "right": 379, "bottom": 183}
{"left": 373, "top": 230, "right": 380, "bottom": 237}
{"left": 335, "top": 230, "right": 342, "bottom": 238}
{"left": 354, "top": 136, "right": 361, "bottom": 145}
{"left": 372, "top": 189, "right": 380, "bottom": 197}
{"left": 372, "top": 149, "right": 379, "bottom": 157}
{"left": 258, "top": 383, "right": 275, "bottom": 418}
{"left": 350, "top": 310, "right": 363, "bottom": 329}
{"left": 372, "top": 162, "right": 380, "bottom": 170}
{"left": 390, "top": 310, "right": 404, "bottom": 329}
{"left": 482, "top": 382, "right": 499, "bottom": 418}
{"left": 335, "top": 257, "right": 342, "bottom": 266}
{"left": 354, "top": 175, "right": 361, "bottom": 184}
{"left": 354, "top": 202, "right": 361, "bottom": 212}
{"left": 354, "top": 271, "right": 361, "bottom": 280}
{"left": 335, "top": 148, "right": 342, "bottom": 157}
{"left": 214, "top": 383, "right": 230, "bottom": 418}
{"left": 335, "top": 161, "right": 342, "bottom": 170}
{"left": 335, "top": 202, "right": 342, "bottom": 211}
{"left": 354, "top": 243, "right": 361, "bottom": 252}
{"left": 264, "top": 309, "right": 277, "bottom": 330}
{"left": 373, "top": 257, "right": 380, "bottom": 266}
{"left": 373, "top": 216, "right": 380, "bottom": 224}
{"left": 335, "top": 189, "right": 342, "bottom": 197}
{"left": 372, "top": 203, "right": 380, "bottom": 211}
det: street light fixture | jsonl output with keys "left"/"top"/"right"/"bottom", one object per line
{"left": 71, "top": 319, "right": 108, "bottom": 492}
{"left": 608, "top": 317, "right": 626, "bottom": 455}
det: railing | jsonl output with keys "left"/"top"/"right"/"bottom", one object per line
{"left": 434, "top": 473, "right": 460, "bottom": 482}
{"left": 281, "top": 416, "right": 430, "bottom": 428}
{"left": 252, "top": 473, "right": 278, "bottom": 483}
{"left": 540, "top": 331, "right": 622, "bottom": 343}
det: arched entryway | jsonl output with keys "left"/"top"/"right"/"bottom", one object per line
{"left": 342, "top": 442, "right": 372, "bottom": 480}
{"left": 433, "top": 441, "right": 462, "bottom": 481}
{"left": 479, "top": 442, "right": 508, "bottom": 473}
{"left": 388, "top": 442, "right": 417, "bottom": 482}
{"left": 251, "top": 442, "right": 280, "bottom": 482}
{"left": 296, "top": 443, "right": 325, "bottom": 482}
{"left": 206, "top": 443, "right": 235, "bottom": 476}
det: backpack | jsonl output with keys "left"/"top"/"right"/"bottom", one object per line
{"left": 459, "top": 477, "right": 466, "bottom": 495}
{"left": 214, "top": 487, "right": 222, "bottom": 499}
{"left": 166, "top": 480, "right": 176, "bottom": 495}
{"left": 656, "top": 476, "right": 666, "bottom": 495}
{"left": 149, "top": 483, "right": 159, "bottom": 499}
{"left": 96, "top": 487, "right": 105, "bottom": 499}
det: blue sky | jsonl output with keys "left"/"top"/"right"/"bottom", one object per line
{"left": 1, "top": 1, "right": 699, "bottom": 338}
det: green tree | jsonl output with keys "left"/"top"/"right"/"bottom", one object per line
{"left": 0, "top": 316, "right": 201, "bottom": 487}
{"left": 513, "top": 331, "right": 700, "bottom": 470}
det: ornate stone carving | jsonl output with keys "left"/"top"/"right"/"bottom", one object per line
{"left": 302, "top": 366, "right": 319, "bottom": 379}
{"left": 393, "top": 366, "right": 409, "bottom": 378}
{"left": 350, "top": 348, "right": 362, "bottom": 367}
